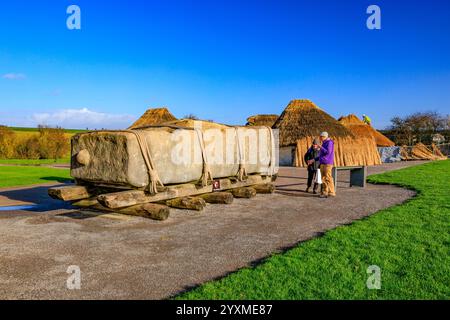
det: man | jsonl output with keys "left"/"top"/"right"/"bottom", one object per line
{"left": 304, "top": 138, "right": 321, "bottom": 194}
{"left": 362, "top": 114, "right": 372, "bottom": 126}
{"left": 308, "top": 132, "right": 335, "bottom": 198}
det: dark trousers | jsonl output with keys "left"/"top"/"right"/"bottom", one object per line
{"left": 307, "top": 167, "right": 318, "bottom": 191}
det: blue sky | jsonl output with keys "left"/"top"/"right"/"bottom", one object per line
{"left": 0, "top": 0, "right": 449, "bottom": 129}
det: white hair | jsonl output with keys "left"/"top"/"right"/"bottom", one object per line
{"left": 320, "top": 131, "right": 329, "bottom": 138}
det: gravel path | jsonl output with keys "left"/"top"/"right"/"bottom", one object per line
{"left": 0, "top": 161, "right": 426, "bottom": 299}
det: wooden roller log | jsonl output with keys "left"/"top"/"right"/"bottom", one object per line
{"left": 231, "top": 187, "right": 257, "bottom": 198}
{"left": 98, "top": 175, "right": 270, "bottom": 209}
{"left": 72, "top": 198, "right": 169, "bottom": 220}
{"left": 92, "top": 203, "right": 170, "bottom": 221}
{"left": 252, "top": 183, "right": 275, "bottom": 194}
{"left": 165, "top": 197, "right": 206, "bottom": 211}
{"left": 48, "top": 185, "right": 92, "bottom": 201}
{"left": 72, "top": 197, "right": 99, "bottom": 207}
{"left": 200, "top": 192, "right": 234, "bottom": 204}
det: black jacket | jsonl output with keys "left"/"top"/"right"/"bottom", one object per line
{"left": 304, "top": 147, "right": 320, "bottom": 170}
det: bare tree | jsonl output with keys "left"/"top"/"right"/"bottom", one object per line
{"left": 183, "top": 114, "right": 199, "bottom": 120}
{"left": 389, "top": 111, "right": 447, "bottom": 145}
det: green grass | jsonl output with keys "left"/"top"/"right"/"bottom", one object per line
{"left": 10, "top": 127, "right": 87, "bottom": 134}
{"left": 0, "top": 166, "right": 72, "bottom": 188}
{"left": 0, "top": 158, "right": 70, "bottom": 165}
{"left": 177, "top": 160, "right": 450, "bottom": 300}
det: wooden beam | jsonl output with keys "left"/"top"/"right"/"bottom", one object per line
{"left": 98, "top": 175, "right": 270, "bottom": 209}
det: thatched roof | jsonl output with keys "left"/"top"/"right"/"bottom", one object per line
{"left": 246, "top": 114, "right": 279, "bottom": 127}
{"left": 128, "top": 107, "right": 177, "bottom": 129}
{"left": 338, "top": 114, "right": 395, "bottom": 147}
{"left": 162, "top": 119, "right": 229, "bottom": 130}
{"left": 273, "top": 99, "right": 353, "bottom": 147}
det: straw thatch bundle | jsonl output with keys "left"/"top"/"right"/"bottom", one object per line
{"left": 129, "top": 108, "right": 177, "bottom": 129}
{"left": 400, "top": 145, "right": 412, "bottom": 160}
{"left": 400, "top": 143, "right": 446, "bottom": 160}
{"left": 411, "top": 143, "right": 446, "bottom": 160}
{"left": 338, "top": 114, "right": 395, "bottom": 147}
{"left": 246, "top": 114, "right": 279, "bottom": 127}
{"left": 273, "top": 100, "right": 381, "bottom": 167}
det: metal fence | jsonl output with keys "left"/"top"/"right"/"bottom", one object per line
{"left": 436, "top": 143, "right": 450, "bottom": 157}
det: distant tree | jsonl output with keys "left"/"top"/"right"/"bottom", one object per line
{"left": 183, "top": 114, "right": 199, "bottom": 120}
{"left": 389, "top": 111, "right": 447, "bottom": 145}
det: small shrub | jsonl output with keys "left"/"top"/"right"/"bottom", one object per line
{"left": 0, "top": 125, "right": 70, "bottom": 161}
{"left": 0, "top": 126, "right": 16, "bottom": 158}
{"left": 37, "top": 126, "right": 70, "bottom": 160}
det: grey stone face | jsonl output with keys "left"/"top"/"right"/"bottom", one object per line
{"left": 71, "top": 127, "right": 278, "bottom": 188}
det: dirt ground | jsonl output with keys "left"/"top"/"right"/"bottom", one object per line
{"left": 0, "top": 161, "right": 425, "bottom": 299}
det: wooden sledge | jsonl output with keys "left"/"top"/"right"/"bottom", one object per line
{"left": 49, "top": 174, "right": 275, "bottom": 221}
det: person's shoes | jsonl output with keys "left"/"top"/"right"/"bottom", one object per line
{"left": 305, "top": 187, "right": 310, "bottom": 193}
{"left": 313, "top": 190, "right": 317, "bottom": 194}
{"left": 319, "top": 194, "right": 328, "bottom": 199}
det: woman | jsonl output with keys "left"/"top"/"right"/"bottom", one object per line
{"left": 304, "top": 138, "right": 321, "bottom": 194}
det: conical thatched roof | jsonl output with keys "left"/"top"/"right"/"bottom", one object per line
{"left": 273, "top": 99, "right": 353, "bottom": 147}
{"left": 129, "top": 107, "right": 177, "bottom": 129}
{"left": 246, "top": 114, "right": 279, "bottom": 127}
{"left": 338, "top": 114, "right": 395, "bottom": 147}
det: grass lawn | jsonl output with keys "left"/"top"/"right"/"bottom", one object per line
{"left": 0, "top": 166, "right": 72, "bottom": 188}
{"left": 177, "top": 160, "right": 450, "bottom": 300}
{"left": 0, "top": 158, "right": 70, "bottom": 165}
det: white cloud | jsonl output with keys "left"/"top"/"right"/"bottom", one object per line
{"left": 32, "top": 108, "right": 135, "bottom": 129}
{"left": 2, "top": 73, "right": 27, "bottom": 80}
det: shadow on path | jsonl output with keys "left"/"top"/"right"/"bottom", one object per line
{"left": 0, "top": 184, "right": 75, "bottom": 212}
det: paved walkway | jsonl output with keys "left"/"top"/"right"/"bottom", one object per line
{"left": 0, "top": 161, "right": 426, "bottom": 299}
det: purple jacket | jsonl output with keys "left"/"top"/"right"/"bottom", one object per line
{"left": 315, "top": 139, "right": 334, "bottom": 165}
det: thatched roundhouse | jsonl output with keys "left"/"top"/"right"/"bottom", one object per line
{"left": 338, "top": 114, "right": 395, "bottom": 147}
{"left": 129, "top": 107, "right": 177, "bottom": 129}
{"left": 246, "top": 114, "right": 279, "bottom": 127}
{"left": 273, "top": 100, "right": 381, "bottom": 167}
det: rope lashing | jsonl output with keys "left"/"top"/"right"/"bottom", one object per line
{"left": 194, "top": 128, "right": 213, "bottom": 187}
{"left": 126, "top": 130, "right": 164, "bottom": 195}
{"left": 235, "top": 128, "right": 247, "bottom": 181}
